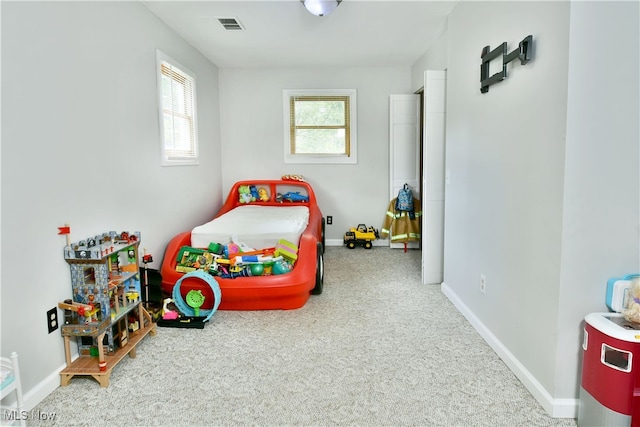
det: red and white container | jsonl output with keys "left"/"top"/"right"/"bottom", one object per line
{"left": 578, "top": 312, "right": 640, "bottom": 426}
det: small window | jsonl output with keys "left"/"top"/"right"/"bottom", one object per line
{"left": 156, "top": 50, "right": 199, "bottom": 166}
{"left": 83, "top": 267, "right": 95, "bottom": 285}
{"left": 283, "top": 89, "right": 357, "bottom": 164}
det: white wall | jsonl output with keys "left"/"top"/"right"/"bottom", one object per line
{"left": 411, "top": 31, "right": 448, "bottom": 89}
{"left": 427, "top": 0, "right": 639, "bottom": 417}
{"left": 218, "top": 67, "right": 412, "bottom": 241}
{"left": 445, "top": 0, "right": 570, "bottom": 399}
{"left": 1, "top": 1, "right": 222, "bottom": 406}
{"left": 557, "top": 0, "right": 639, "bottom": 399}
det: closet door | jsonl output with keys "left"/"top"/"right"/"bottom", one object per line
{"left": 389, "top": 94, "right": 420, "bottom": 250}
{"left": 422, "top": 70, "right": 446, "bottom": 284}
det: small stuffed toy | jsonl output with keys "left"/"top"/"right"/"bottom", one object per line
{"left": 238, "top": 185, "right": 253, "bottom": 204}
{"left": 258, "top": 187, "right": 269, "bottom": 202}
{"left": 249, "top": 185, "right": 260, "bottom": 201}
{"left": 622, "top": 278, "right": 640, "bottom": 323}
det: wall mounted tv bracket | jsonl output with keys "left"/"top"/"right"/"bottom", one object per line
{"left": 480, "top": 35, "right": 533, "bottom": 93}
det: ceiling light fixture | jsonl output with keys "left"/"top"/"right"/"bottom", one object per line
{"left": 300, "top": 0, "right": 342, "bottom": 17}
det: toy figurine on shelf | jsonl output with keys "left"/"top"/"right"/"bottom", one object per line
{"left": 280, "top": 191, "right": 309, "bottom": 203}
{"left": 258, "top": 187, "right": 269, "bottom": 202}
{"left": 238, "top": 185, "right": 253, "bottom": 203}
{"left": 249, "top": 185, "right": 260, "bottom": 201}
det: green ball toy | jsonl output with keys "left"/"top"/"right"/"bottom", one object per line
{"left": 250, "top": 263, "right": 264, "bottom": 276}
{"left": 272, "top": 261, "right": 291, "bottom": 275}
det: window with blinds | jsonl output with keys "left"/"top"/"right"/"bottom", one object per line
{"left": 283, "top": 89, "right": 357, "bottom": 164}
{"left": 156, "top": 50, "right": 198, "bottom": 166}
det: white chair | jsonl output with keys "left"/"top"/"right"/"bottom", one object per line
{"left": 1, "top": 352, "right": 26, "bottom": 426}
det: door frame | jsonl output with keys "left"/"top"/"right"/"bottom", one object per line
{"left": 421, "top": 70, "right": 447, "bottom": 284}
{"left": 389, "top": 94, "right": 421, "bottom": 250}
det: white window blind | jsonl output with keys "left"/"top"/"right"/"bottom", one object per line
{"left": 283, "top": 89, "right": 357, "bottom": 164}
{"left": 289, "top": 95, "right": 350, "bottom": 156}
{"left": 156, "top": 50, "right": 198, "bottom": 166}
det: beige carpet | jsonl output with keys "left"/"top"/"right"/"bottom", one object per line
{"left": 30, "top": 246, "right": 577, "bottom": 426}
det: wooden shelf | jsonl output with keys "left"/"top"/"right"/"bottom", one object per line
{"left": 60, "top": 306, "right": 156, "bottom": 388}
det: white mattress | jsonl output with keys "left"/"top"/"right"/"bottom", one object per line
{"left": 191, "top": 205, "right": 310, "bottom": 250}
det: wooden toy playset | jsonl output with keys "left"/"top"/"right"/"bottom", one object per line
{"left": 58, "top": 230, "right": 156, "bottom": 387}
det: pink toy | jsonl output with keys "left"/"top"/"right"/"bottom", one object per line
{"left": 227, "top": 243, "right": 240, "bottom": 257}
{"left": 162, "top": 298, "right": 179, "bottom": 320}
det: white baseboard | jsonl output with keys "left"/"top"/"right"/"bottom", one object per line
{"left": 440, "top": 282, "right": 578, "bottom": 419}
{"left": 325, "top": 238, "right": 389, "bottom": 247}
{"left": 22, "top": 362, "right": 67, "bottom": 411}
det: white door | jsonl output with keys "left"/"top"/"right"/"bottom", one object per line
{"left": 422, "top": 70, "right": 447, "bottom": 284}
{"left": 389, "top": 94, "right": 420, "bottom": 250}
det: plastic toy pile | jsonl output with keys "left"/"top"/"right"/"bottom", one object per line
{"left": 174, "top": 238, "right": 299, "bottom": 279}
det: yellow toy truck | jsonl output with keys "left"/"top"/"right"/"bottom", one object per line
{"left": 344, "top": 224, "right": 379, "bottom": 249}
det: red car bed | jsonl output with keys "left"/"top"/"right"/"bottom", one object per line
{"left": 160, "top": 179, "right": 325, "bottom": 310}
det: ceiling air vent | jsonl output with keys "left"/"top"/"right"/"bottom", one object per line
{"left": 217, "top": 17, "right": 245, "bottom": 31}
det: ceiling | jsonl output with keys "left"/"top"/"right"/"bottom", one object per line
{"left": 142, "top": 0, "right": 459, "bottom": 68}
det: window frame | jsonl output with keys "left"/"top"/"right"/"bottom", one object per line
{"left": 283, "top": 89, "right": 357, "bottom": 164}
{"left": 156, "top": 50, "right": 199, "bottom": 166}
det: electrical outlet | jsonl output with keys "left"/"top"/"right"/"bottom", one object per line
{"left": 47, "top": 307, "right": 59, "bottom": 333}
{"left": 480, "top": 274, "right": 486, "bottom": 294}
{"left": 326, "top": 216, "right": 333, "bottom": 225}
